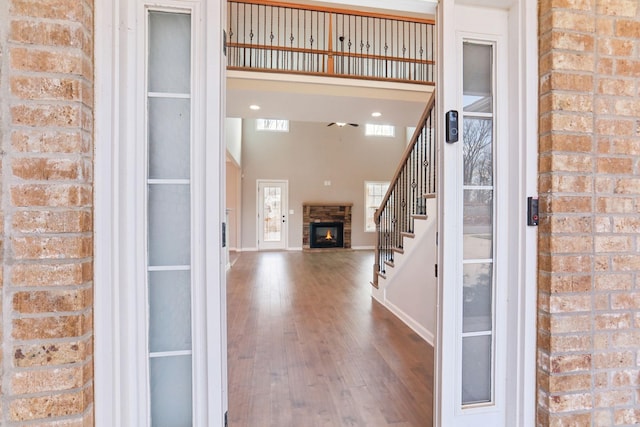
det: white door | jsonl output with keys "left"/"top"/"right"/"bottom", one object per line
{"left": 435, "top": 1, "right": 512, "bottom": 427}
{"left": 434, "top": 0, "right": 538, "bottom": 427}
{"left": 94, "top": 0, "right": 228, "bottom": 425}
{"left": 257, "top": 180, "right": 289, "bottom": 250}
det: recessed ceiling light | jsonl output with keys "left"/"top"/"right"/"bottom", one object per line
{"left": 371, "top": 112, "right": 382, "bottom": 118}
{"left": 249, "top": 104, "right": 261, "bottom": 110}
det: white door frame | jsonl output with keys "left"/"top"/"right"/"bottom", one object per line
{"left": 94, "top": 0, "right": 227, "bottom": 425}
{"left": 256, "top": 179, "right": 289, "bottom": 250}
{"left": 435, "top": 0, "right": 538, "bottom": 426}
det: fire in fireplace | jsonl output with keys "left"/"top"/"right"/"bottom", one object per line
{"left": 310, "top": 222, "right": 344, "bottom": 248}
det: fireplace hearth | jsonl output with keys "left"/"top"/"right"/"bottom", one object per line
{"left": 310, "top": 222, "right": 344, "bottom": 248}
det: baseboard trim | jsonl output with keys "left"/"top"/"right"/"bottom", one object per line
{"left": 382, "top": 298, "right": 435, "bottom": 347}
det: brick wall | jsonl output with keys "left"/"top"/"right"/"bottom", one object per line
{"left": 1, "top": 0, "right": 94, "bottom": 425}
{"left": 538, "top": 1, "right": 640, "bottom": 425}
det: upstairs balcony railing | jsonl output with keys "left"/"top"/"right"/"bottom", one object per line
{"left": 373, "top": 91, "right": 436, "bottom": 288}
{"left": 227, "top": 0, "right": 435, "bottom": 85}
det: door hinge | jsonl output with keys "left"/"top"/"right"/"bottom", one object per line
{"left": 224, "top": 411, "right": 228, "bottom": 427}
{"left": 435, "top": 264, "right": 438, "bottom": 277}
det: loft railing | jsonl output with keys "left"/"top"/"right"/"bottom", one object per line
{"left": 227, "top": 0, "right": 435, "bottom": 84}
{"left": 373, "top": 91, "right": 436, "bottom": 288}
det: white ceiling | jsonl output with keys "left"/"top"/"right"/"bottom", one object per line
{"left": 226, "top": 71, "right": 434, "bottom": 128}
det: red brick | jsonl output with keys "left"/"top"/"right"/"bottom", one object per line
{"left": 12, "top": 158, "right": 86, "bottom": 181}
{"left": 10, "top": 0, "right": 85, "bottom": 21}
{"left": 11, "top": 236, "right": 92, "bottom": 260}
{"left": 11, "top": 184, "right": 92, "bottom": 207}
{"left": 12, "top": 314, "right": 88, "bottom": 340}
{"left": 13, "top": 288, "right": 92, "bottom": 314}
{"left": 11, "top": 130, "right": 87, "bottom": 153}
{"left": 14, "top": 338, "right": 92, "bottom": 368}
{"left": 10, "top": 47, "right": 83, "bottom": 74}
{"left": 11, "top": 77, "right": 81, "bottom": 101}
{"left": 11, "top": 104, "right": 81, "bottom": 128}
{"left": 10, "top": 20, "right": 83, "bottom": 48}
{"left": 9, "top": 388, "right": 88, "bottom": 421}
{"left": 11, "top": 262, "right": 91, "bottom": 287}
{"left": 615, "top": 19, "right": 640, "bottom": 36}
{"left": 11, "top": 365, "right": 85, "bottom": 395}
{"left": 12, "top": 210, "right": 92, "bottom": 233}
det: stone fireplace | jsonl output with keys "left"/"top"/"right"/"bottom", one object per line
{"left": 303, "top": 202, "right": 352, "bottom": 249}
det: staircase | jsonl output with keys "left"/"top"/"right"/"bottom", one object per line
{"left": 371, "top": 92, "right": 437, "bottom": 344}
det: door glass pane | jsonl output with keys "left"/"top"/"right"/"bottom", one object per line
{"left": 149, "top": 271, "right": 192, "bottom": 353}
{"left": 462, "top": 41, "right": 494, "bottom": 406}
{"left": 148, "top": 12, "right": 191, "bottom": 93}
{"left": 148, "top": 184, "right": 191, "bottom": 266}
{"left": 463, "top": 263, "right": 493, "bottom": 333}
{"left": 150, "top": 355, "right": 193, "bottom": 426}
{"left": 463, "top": 43, "right": 492, "bottom": 113}
{"left": 462, "top": 335, "right": 492, "bottom": 404}
{"left": 149, "top": 97, "right": 191, "bottom": 180}
{"left": 463, "top": 190, "right": 493, "bottom": 260}
{"left": 263, "top": 186, "right": 282, "bottom": 242}
{"left": 463, "top": 118, "right": 493, "bottom": 186}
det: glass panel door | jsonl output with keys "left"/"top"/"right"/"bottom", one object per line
{"left": 262, "top": 185, "right": 282, "bottom": 242}
{"left": 461, "top": 41, "right": 495, "bottom": 407}
{"left": 257, "top": 181, "right": 288, "bottom": 250}
{"left": 147, "top": 10, "right": 193, "bottom": 426}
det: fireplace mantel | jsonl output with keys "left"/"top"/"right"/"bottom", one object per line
{"left": 303, "top": 202, "right": 353, "bottom": 249}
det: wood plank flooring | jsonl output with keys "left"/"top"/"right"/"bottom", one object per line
{"left": 227, "top": 250, "right": 434, "bottom": 427}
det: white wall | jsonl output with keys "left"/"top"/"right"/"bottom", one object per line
{"left": 240, "top": 119, "right": 408, "bottom": 250}
{"left": 226, "top": 117, "right": 242, "bottom": 166}
{"left": 376, "top": 197, "right": 437, "bottom": 344}
{"left": 225, "top": 161, "right": 241, "bottom": 250}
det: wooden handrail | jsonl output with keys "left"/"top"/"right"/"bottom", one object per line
{"left": 374, "top": 91, "right": 436, "bottom": 224}
{"left": 231, "top": 0, "right": 435, "bottom": 25}
{"left": 372, "top": 90, "right": 436, "bottom": 288}
{"left": 227, "top": 42, "right": 435, "bottom": 65}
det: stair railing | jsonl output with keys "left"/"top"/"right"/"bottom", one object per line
{"left": 227, "top": 0, "right": 436, "bottom": 85}
{"left": 373, "top": 91, "right": 436, "bottom": 288}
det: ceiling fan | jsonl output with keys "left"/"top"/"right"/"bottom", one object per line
{"left": 327, "top": 122, "right": 359, "bottom": 127}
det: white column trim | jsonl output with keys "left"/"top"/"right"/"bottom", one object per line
{"left": 94, "top": 0, "right": 227, "bottom": 425}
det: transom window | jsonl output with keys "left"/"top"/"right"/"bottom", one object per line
{"left": 256, "top": 119, "right": 289, "bottom": 132}
{"left": 365, "top": 124, "right": 395, "bottom": 137}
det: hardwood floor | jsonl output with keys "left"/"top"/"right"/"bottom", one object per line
{"left": 227, "top": 250, "right": 434, "bottom": 427}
